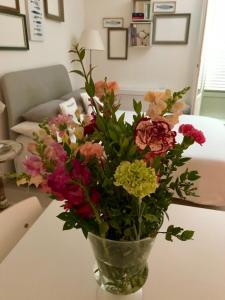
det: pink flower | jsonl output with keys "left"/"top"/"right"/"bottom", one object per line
{"left": 179, "top": 124, "right": 206, "bottom": 145}
{"left": 78, "top": 142, "right": 105, "bottom": 162}
{"left": 47, "top": 166, "right": 70, "bottom": 195}
{"left": 71, "top": 159, "right": 91, "bottom": 185}
{"left": 95, "top": 80, "right": 119, "bottom": 98}
{"left": 24, "top": 155, "right": 43, "bottom": 176}
{"left": 44, "top": 141, "right": 67, "bottom": 163}
{"left": 135, "top": 118, "right": 176, "bottom": 156}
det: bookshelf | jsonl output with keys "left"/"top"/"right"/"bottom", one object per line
{"left": 130, "top": 0, "right": 152, "bottom": 47}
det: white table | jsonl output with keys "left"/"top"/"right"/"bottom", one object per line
{"left": 117, "top": 111, "right": 225, "bottom": 206}
{"left": 0, "top": 202, "right": 225, "bottom": 300}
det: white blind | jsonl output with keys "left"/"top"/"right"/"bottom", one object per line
{"left": 204, "top": 1, "right": 225, "bottom": 91}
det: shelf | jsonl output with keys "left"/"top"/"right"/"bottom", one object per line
{"left": 130, "top": 45, "right": 150, "bottom": 48}
{"left": 131, "top": 20, "right": 152, "bottom": 24}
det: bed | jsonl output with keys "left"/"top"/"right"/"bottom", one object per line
{"left": 1, "top": 65, "right": 225, "bottom": 207}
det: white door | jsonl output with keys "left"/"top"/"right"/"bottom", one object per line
{"left": 191, "top": 0, "right": 208, "bottom": 115}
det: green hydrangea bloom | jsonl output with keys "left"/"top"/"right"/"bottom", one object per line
{"left": 114, "top": 160, "right": 158, "bottom": 200}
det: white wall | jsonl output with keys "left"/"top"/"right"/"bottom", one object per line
{"left": 84, "top": 0, "right": 203, "bottom": 105}
{"left": 0, "top": 0, "right": 85, "bottom": 140}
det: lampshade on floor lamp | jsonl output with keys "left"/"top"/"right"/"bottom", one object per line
{"left": 0, "top": 101, "right": 5, "bottom": 114}
{"left": 79, "top": 29, "right": 104, "bottom": 74}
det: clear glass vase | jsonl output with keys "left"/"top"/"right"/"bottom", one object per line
{"left": 88, "top": 233, "right": 155, "bottom": 296}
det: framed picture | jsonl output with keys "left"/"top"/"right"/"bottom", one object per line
{"left": 153, "top": 1, "right": 176, "bottom": 13}
{"left": 26, "top": 0, "right": 44, "bottom": 42}
{"left": 0, "top": 11, "right": 29, "bottom": 50}
{"left": 0, "top": 0, "right": 20, "bottom": 12}
{"left": 43, "top": 0, "right": 64, "bottom": 22}
{"left": 103, "top": 18, "right": 124, "bottom": 28}
{"left": 108, "top": 28, "right": 128, "bottom": 60}
{"left": 152, "top": 14, "right": 191, "bottom": 45}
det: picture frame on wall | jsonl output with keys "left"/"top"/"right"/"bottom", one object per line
{"left": 108, "top": 28, "right": 128, "bottom": 60}
{"left": 153, "top": 1, "right": 176, "bottom": 14}
{"left": 26, "top": 0, "right": 44, "bottom": 42}
{"left": 0, "top": 0, "right": 20, "bottom": 13}
{"left": 43, "top": 0, "right": 64, "bottom": 22}
{"left": 0, "top": 11, "right": 29, "bottom": 50}
{"left": 152, "top": 14, "right": 191, "bottom": 45}
{"left": 103, "top": 18, "right": 124, "bottom": 28}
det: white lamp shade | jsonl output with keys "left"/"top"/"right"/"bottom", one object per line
{"left": 0, "top": 101, "right": 5, "bottom": 114}
{"left": 79, "top": 29, "right": 104, "bottom": 51}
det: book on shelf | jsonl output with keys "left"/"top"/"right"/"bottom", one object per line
{"left": 144, "top": 3, "right": 151, "bottom": 20}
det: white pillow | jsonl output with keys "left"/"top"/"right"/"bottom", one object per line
{"left": 59, "top": 97, "right": 78, "bottom": 122}
{"left": 11, "top": 122, "right": 40, "bottom": 138}
{"left": 80, "top": 93, "right": 102, "bottom": 115}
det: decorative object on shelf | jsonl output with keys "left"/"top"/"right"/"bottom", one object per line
{"left": 0, "top": 140, "right": 22, "bottom": 210}
{"left": 26, "top": 0, "right": 44, "bottom": 42}
{"left": 0, "top": 0, "right": 20, "bottom": 13}
{"left": 43, "top": 0, "right": 64, "bottom": 22}
{"left": 0, "top": 11, "right": 29, "bottom": 50}
{"left": 108, "top": 28, "right": 128, "bottom": 60}
{"left": 133, "top": 0, "right": 151, "bottom": 21}
{"left": 14, "top": 43, "right": 206, "bottom": 298}
{"left": 103, "top": 17, "right": 124, "bottom": 28}
{"left": 152, "top": 13, "right": 191, "bottom": 45}
{"left": 78, "top": 29, "right": 104, "bottom": 74}
{"left": 130, "top": 22, "right": 151, "bottom": 47}
{"left": 153, "top": 1, "right": 176, "bottom": 13}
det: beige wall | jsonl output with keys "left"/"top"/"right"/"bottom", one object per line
{"left": 84, "top": 0, "right": 203, "bottom": 106}
{"left": 0, "top": 0, "right": 85, "bottom": 140}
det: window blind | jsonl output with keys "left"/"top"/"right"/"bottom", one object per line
{"left": 204, "top": 1, "right": 225, "bottom": 91}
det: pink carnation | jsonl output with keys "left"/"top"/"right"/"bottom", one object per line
{"left": 179, "top": 124, "right": 206, "bottom": 145}
{"left": 24, "top": 155, "right": 43, "bottom": 176}
{"left": 135, "top": 118, "right": 176, "bottom": 156}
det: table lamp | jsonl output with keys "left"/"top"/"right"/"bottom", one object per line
{"left": 79, "top": 29, "right": 104, "bottom": 73}
{"left": 0, "top": 101, "right": 5, "bottom": 114}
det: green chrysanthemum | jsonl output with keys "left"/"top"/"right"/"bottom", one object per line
{"left": 114, "top": 160, "right": 158, "bottom": 200}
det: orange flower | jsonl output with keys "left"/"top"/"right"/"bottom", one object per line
{"left": 95, "top": 80, "right": 119, "bottom": 98}
{"left": 78, "top": 142, "right": 105, "bottom": 162}
{"left": 144, "top": 89, "right": 171, "bottom": 104}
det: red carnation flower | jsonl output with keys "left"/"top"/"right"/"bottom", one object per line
{"left": 135, "top": 117, "right": 176, "bottom": 156}
{"left": 179, "top": 124, "right": 206, "bottom": 145}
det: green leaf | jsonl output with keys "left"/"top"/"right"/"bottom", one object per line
{"left": 64, "top": 143, "right": 72, "bottom": 156}
{"left": 57, "top": 212, "right": 72, "bottom": 221}
{"left": 178, "top": 230, "right": 194, "bottom": 241}
{"left": 63, "top": 221, "right": 75, "bottom": 230}
{"left": 71, "top": 70, "right": 85, "bottom": 78}
{"left": 188, "top": 171, "right": 200, "bottom": 181}
{"left": 133, "top": 99, "right": 142, "bottom": 114}
{"left": 79, "top": 48, "right": 85, "bottom": 60}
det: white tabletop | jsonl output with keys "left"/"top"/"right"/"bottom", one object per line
{"left": 0, "top": 202, "right": 225, "bottom": 300}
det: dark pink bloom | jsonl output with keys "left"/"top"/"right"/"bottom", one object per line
{"left": 47, "top": 166, "right": 70, "bottom": 194}
{"left": 135, "top": 118, "right": 176, "bottom": 156}
{"left": 179, "top": 124, "right": 206, "bottom": 145}
{"left": 64, "top": 185, "right": 85, "bottom": 206}
{"left": 71, "top": 159, "right": 91, "bottom": 185}
{"left": 84, "top": 113, "right": 97, "bottom": 135}
{"left": 76, "top": 189, "right": 100, "bottom": 219}
{"left": 24, "top": 155, "right": 43, "bottom": 176}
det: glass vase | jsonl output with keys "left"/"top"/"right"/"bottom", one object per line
{"left": 88, "top": 233, "right": 155, "bottom": 297}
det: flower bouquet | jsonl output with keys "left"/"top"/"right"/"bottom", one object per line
{"left": 16, "top": 45, "right": 205, "bottom": 297}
